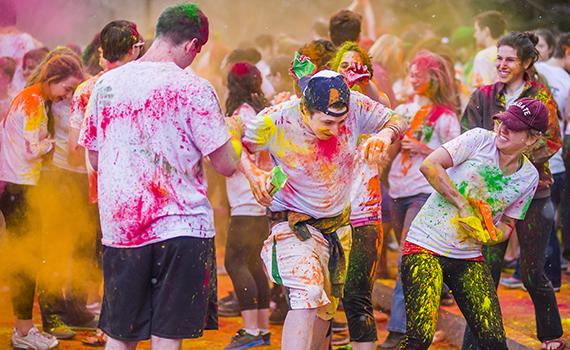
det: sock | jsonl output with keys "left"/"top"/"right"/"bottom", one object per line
{"left": 244, "top": 328, "right": 259, "bottom": 336}
{"left": 259, "top": 328, "right": 269, "bottom": 334}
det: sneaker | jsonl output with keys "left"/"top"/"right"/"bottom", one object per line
{"left": 43, "top": 314, "right": 76, "bottom": 339}
{"left": 379, "top": 331, "right": 404, "bottom": 349}
{"left": 260, "top": 331, "right": 271, "bottom": 345}
{"left": 12, "top": 326, "right": 59, "bottom": 350}
{"left": 440, "top": 290, "right": 454, "bottom": 306}
{"left": 269, "top": 296, "right": 288, "bottom": 325}
{"left": 219, "top": 293, "right": 241, "bottom": 317}
{"left": 499, "top": 276, "right": 524, "bottom": 289}
{"left": 224, "top": 329, "right": 264, "bottom": 350}
{"left": 332, "top": 320, "right": 348, "bottom": 332}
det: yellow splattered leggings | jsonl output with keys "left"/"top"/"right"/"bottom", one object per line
{"left": 398, "top": 253, "right": 507, "bottom": 350}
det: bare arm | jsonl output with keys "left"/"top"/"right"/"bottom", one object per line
{"left": 239, "top": 148, "right": 272, "bottom": 207}
{"left": 420, "top": 147, "right": 470, "bottom": 216}
{"left": 67, "top": 126, "right": 86, "bottom": 167}
{"left": 88, "top": 150, "right": 98, "bottom": 172}
{"left": 493, "top": 216, "right": 516, "bottom": 244}
{"left": 208, "top": 140, "right": 239, "bottom": 177}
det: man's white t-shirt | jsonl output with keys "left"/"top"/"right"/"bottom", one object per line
{"left": 243, "top": 91, "right": 394, "bottom": 219}
{"left": 406, "top": 128, "right": 538, "bottom": 259}
{"left": 79, "top": 61, "right": 230, "bottom": 248}
{"left": 389, "top": 101, "right": 460, "bottom": 199}
{"left": 468, "top": 46, "right": 498, "bottom": 90}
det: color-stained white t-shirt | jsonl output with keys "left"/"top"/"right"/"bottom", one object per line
{"left": 406, "top": 128, "right": 538, "bottom": 259}
{"left": 389, "top": 101, "right": 460, "bottom": 199}
{"left": 51, "top": 100, "right": 86, "bottom": 173}
{"left": 350, "top": 137, "right": 381, "bottom": 226}
{"left": 243, "top": 91, "right": 394, "bottom": 219}
{"left": 79, "top": 61, "right": 230, "bottom": 247}
{"left": 0, "top": 84, "right": 52, "bottom": 185}
{"left": 226, "top": 103, "right": 270, "bottom": 217}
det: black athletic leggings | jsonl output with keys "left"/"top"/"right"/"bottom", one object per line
{"left": 342, "top": 223, "right": 382, "bottom": 342}
{"left": 462, "top": 197, "right": 563, "bottom": 349}
{"left": 224, "top": 216, "right": 270, "bottom": 311}
{"left": 399, "top": 253, "right": 507, "bottom": 350}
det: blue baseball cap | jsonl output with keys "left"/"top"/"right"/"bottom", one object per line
{"left": 299, "top": 70, "right": 350, "bottom": 117}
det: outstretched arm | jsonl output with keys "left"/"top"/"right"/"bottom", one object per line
{"left": 420, "top": 147, "right": 471, "bottom": 216}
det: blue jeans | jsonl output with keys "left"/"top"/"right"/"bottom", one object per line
{"left": 387, "top": 193, "right": 430, "bottom": 334}
{"left": 544, "top": 172, "right": 566, "bottom": 288}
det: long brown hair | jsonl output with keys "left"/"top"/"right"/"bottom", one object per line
{"left": 26, "top": 47, "right": 84, "bottom": 87}
{"left": 225, "top": 62, "right": 269, "bottom": 116}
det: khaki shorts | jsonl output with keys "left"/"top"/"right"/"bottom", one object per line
{"left": 261, "top": 222, "right": 352, "bottom": 320}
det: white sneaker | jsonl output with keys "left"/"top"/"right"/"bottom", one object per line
{"left": 12, "top": 326, "right": 59, "bottom": 350}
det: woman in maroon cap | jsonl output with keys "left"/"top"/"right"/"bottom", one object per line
{"left": 461, "top": 31, "right": 565, "bottom": 350}
{"left": 397, "top": 98, "right": 546, "bottom": 350}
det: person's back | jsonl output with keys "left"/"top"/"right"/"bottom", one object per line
{"left": 82, "top": 60, "right": 227, "bottom": 246}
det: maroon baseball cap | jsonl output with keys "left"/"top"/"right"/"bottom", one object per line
{"left": 493, "top": 98, "right": 548, "bottom": 133}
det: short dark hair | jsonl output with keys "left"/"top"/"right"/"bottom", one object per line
{"left": 329, "top": 9, "right": 362, "bottom": 47}
{"left": 226, "top": 48, "right": 261, "bottom": 66}
{"left": 0, "top": 56, "right": 16, "bottom": 80}
{"left": 497, "top": 32, "right": 540, "bottom": 69}
{"left": 100, "top": 20, "right": 142, "bottom": 63}
{"left": 156, "top": 3, "right": 209, "bottom": 47}
{"left": 554, "top": 32, "right": 570, "bottom": 59}
{"left": 298, "top": 39, "right": 336, "bottom": 70}
{"left": 535, "top": 28, "right": 556, "bottom": 52}
{"left": 82, "top": 32, "right": 103, "bottom": 75}
{"left": 474, "top": 11, "right": 506, "bottom": 39}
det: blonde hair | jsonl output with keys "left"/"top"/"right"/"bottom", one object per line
{"left": 368, "top": 34, "right": 404, "bottom": 78}
{"left": 26, "top": 47, "right": 84, "bottom": 87}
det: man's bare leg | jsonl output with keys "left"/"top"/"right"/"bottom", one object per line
{"left": 310, "top": 316, "right": 331, "bottom": 350}
{"left": 151, "top": 336, "right": 182, "bottom": 350}
{"left": 282, "top": 309, "right": 317, "bottom": 350}
{"left": 105, "top": 336, "right": 137, "bottom": 350}
{"left": 351, "top": 341, "right": 376, "bottom": 350}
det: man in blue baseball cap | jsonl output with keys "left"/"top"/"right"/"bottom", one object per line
{"left": 238, "top": 69, "right": 407, "bottom": 350}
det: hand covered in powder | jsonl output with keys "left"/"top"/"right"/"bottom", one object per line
{"left": 362, "top": 130, "right": 392, "bottom": 163}
{"left": 453, "top": 215, "right": 502, "bottom": 245}
{"left": 401, "top": 136, "right": 427, "bottom": 155}
{"left": 342, "top": 62, "right": 371, "bottom": 88}
{"left": 245, "top": 167, "right": 273, "bottom": 207}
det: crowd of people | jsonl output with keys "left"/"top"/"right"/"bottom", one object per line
{"left": 0, "top": 1, "right": 568, "bottom": 350}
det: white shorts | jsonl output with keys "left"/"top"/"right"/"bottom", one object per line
{"left": 261, "top": 221, "right": 352, "bottom": 320}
